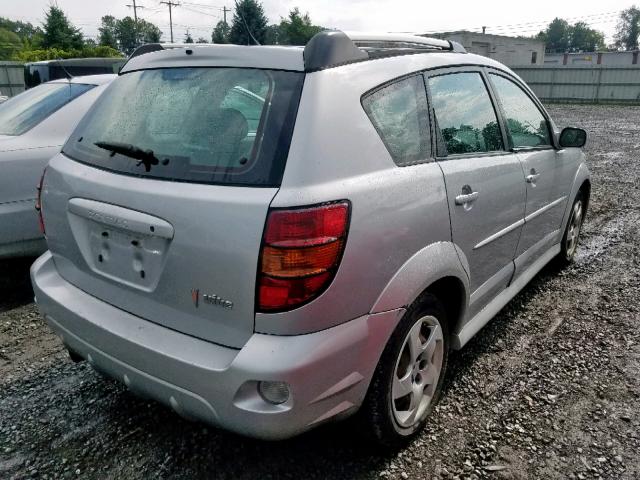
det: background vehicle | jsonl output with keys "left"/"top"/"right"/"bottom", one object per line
{"left": 31, "top": 32, "right": 590, "bottom": 445}
{"left": 0, "top": 75, "right": 114, "bottom": 258}
{"left": 24, "top": 58, "right": 125, "bottom": 89}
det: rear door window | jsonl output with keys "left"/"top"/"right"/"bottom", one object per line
{"left": 63, "top": 68, "right": 304, "bottom": 187}
{"left": 0, "top": 82, "right": 94, "bottom": 136}
{"left": 489, "top": 73, "right": 551, "bottom": 149}
{"left": 362, "top": 75, "right": 430, "bottom": 166}
{"left": 427, "top": 72, "right": 504, "bottom": 156}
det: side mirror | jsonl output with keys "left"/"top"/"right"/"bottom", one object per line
{"left": 559, "top": 127, "right": 586, "bottom": 148}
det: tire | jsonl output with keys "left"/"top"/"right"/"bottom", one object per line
{"left": 557, "top": 191, "right": 586, "bottom": 267}
{"left": 361, "top": 293, "right": 450, "bottom": 448}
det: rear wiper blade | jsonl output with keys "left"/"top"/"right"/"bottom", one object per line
{"left": 94, "top": 141, "right": 159, "bottom": 172}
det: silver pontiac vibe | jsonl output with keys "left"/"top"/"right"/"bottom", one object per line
{"left": 30, "top": 32, "right": 590, "bottom": 446}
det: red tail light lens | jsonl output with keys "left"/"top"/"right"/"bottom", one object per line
{"left": 35, "top": 168, "right": 46, "bottom": 235}
{"left": 258, "top": 202, "right": 350, "bottom": 312}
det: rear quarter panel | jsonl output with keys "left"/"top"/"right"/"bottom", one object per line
{"left": 256, "top": 59, "right": 467, "bottom": 335}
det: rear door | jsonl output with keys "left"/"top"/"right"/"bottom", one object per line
{"left": 426, "top": 69, "right": 526, "bottom": 317}
{"left": 42, "top": 67, "right": 304, "bottom": 348}
{"left": 487, "top": 72, "right": 564, "bottom": 273}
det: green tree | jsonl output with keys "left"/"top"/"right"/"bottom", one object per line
{"left": 98, "top": 15, "right": 119, "bottom": 49}
{"left": 115, "top": 17, "right": 162, "bottom": 54}
{"left": 229, "top": 0, "right": 268, "bottom": 45}
{"left": 537, "top": 18, "right": 571, "bottom": 53}
{"left": 41, "top": 6, "right": 83, "bottom": 50}
{"left": 277, "top": 8, "right": 322, "bottom": 45}
{"left": 196, "top": 36, "right": 208, "bottom": 43}
{"left": 0, "top": 28, "right": 22, "bottom": 60}
{"left": 212, "top": 20, "right": 230, "bottom": 43}
{"left": 185, "top": 32, "right": 194, "bottom": 43}
{"left": 615, "top": 5, "right": 640, "bottom": 50}
{"left": 0, "top": 17, "right": 43, "bottom": 46}
{"left": 570, "top": 22, "right": 605, "bottom": 52}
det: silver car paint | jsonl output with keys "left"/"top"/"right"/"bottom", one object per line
{"left": 0, "top": 75, "right": 114, "bottom": 258}
{"left": 30, "top": 47, "right": 590, "bottom": 439}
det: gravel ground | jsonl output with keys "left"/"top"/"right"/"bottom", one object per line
{"left": 1, "top": 104, "right": 639, "bottom": 480}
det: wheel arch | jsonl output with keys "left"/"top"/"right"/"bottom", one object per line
{"left": 560, "top": 162, "right": 591, "bottom": 234}
{"left": 371, "top": 241, "right": 469, "bottom": 335}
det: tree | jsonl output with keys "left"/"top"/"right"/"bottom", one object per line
{"left": 98, "top": 15, "right": 118, "bottom": 49}
{"left": 41, "top": 6, "right": 83, "bottom": 50}
{"left": 536, "top": 17, "right": 605, "bottom": 53}
{"left": 537, "top": 18, "right": 571, "bottom": 53}
{"left": 0, "top": 28, "right": 22, "bottom": 60}
{"left": 570, "top": 22, "right": 605, "bottom": 52}
{"left": 185, "top": 32, "right": 194, "bottom": 43}
{"left": 196, "top": 36, "right": 208, "bottom": 43}
{"left": 115, "top": 17, "right": 162, "bottom": 54}
{"left": 212, "top": 20, "right": 230, "bottom": 43}
{"left": 614, "top": 6, "right": 640, "bottom": 50}
{"left": 277, "top": 8, "right": 323, "bottom": 45}
{"left": 0, "top": 17, "right": 43, "bottom": 46}
{"left": 229, "top": 0, "right": 268, "bottom": 45}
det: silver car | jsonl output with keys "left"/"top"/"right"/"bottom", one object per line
{"left": 0, "top": 75, "right": 114, "bottom": 258}
{"left": 31, "top": 32, "right": 590, "bottom": 445}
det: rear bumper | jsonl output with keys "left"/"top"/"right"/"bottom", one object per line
{"left": 31, "top": 252, "right": 404, "bottom": 440}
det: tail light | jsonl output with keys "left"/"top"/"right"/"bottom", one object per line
{"left": 258, "top": 201, "right": 350, "bottom": 312}
{"left": 35, "top": 168, "right": 46, "bottom": 235}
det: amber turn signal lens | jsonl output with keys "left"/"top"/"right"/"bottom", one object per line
{"left": 261, "top": 241, "right": 343, "bottom": 278}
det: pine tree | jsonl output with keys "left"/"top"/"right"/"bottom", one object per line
{"left": 229, "top": 0, "right": 268, "bottom": 45}
{"left": 42, "top": 6, "right": 83, "bottom": 50}
{"left": 212, "top": 20, "right": 230, "bottom": 43}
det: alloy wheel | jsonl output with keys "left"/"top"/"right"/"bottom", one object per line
{"left": 391, "top": 315, "right": 444, "bottom": 428}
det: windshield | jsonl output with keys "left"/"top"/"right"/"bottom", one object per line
{"left": 63, "top": 68, "right": 304, "bottom": 187}
{"left": 0, "top": 82, "right": 94, "bottom": 136}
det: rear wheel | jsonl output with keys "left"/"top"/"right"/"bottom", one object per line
{"left": 362, "top": 293, "right": 449, "bottom": 447}
{"left": 557, "top": 191, "right": 585, "bottom": 266}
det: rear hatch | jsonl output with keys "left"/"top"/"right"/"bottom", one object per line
{"left": 42, "top": 66, "right": 304, "bottom": 348}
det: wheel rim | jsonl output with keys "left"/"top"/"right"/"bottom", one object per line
{"left": 566, "top": 199, "right": 583, "bottom": 258}
{"left": 391, "top": 315, "right": 444, "bottom": 429}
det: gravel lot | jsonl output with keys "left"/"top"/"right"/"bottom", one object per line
{"left": 1, "top": 104, "right": 639, "bottom": 480}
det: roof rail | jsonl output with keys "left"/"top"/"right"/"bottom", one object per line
{"left": 346, "top": 32, "right": 452, "bottom": 50}
{"left": 303, "top": 30, "right": 466, "bottom": 72}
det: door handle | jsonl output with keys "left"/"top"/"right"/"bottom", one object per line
{"left": 455, "top": 191, "right": 479, "bottom": 205}
{"left": 526, "top": 173, "right": 541, "bottom": 183}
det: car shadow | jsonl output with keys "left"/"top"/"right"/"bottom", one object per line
{"left": 0, "top": 256, "right": 37, "bottom": 313}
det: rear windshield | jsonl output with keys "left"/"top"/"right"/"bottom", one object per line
{"left": 63, "top": 68, "right": 304, "bottom": 187}
{"left": 0, "top": 82, "right": 94, "bottom": 136}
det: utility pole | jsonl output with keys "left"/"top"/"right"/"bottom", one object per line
{"left": 160, "top": 1, "right": 180, "bottom": 42}
{"left": 222, "top": 6, "right": 230, "bottom": 25}
{"left": 126, "top": 0, "right": 145, "bottom": 46}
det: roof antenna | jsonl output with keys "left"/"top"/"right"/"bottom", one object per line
{"left": 234, "top": 0, "right": 260, "bottom": 46}
{"left": 55, "top": 58, "right": 74, "bottom": 81}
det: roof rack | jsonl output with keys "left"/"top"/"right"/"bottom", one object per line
{"left": 124, "top": 31, "right": 467, "bottom": 73}
{"left": 303, "top": 30, "right": 466, "bottom": 72}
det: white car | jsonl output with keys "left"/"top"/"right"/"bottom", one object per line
{"left": 0, "top": 75, "right": 114, "bottom": 258}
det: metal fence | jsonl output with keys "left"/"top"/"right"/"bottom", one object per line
{"left": 512, "top": 66, "right": 640, "bottom": 105}
{"left": 0, "top": 62, "right": 25, "bottom": 97}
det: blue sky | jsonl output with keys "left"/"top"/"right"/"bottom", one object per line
{"left": 2, "top": 0, "right": 634, "bottom": 44}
